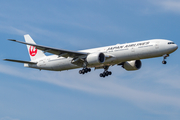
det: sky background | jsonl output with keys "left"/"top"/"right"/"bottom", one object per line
{"left": 0, "top": 0, "right": 180, "bottom": 120}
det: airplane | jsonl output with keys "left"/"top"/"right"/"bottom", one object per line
{"left": 4, "top": 34, "right": 178, "bottom": 78}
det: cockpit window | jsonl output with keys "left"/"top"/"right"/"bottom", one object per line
{"left": 168, "top": 42, "right": 175, "bottom": 44}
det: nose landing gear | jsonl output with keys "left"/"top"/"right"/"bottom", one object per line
{"left": 162, "top": 54, "right": 169, "bottom": 64}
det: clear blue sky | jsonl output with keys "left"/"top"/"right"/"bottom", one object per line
{"left": 0, "top": 0, "right": 180, "bottom": 120}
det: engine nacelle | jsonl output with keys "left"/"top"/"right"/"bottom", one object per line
{"left": 86, "top": 52, "right": 105, "bottom": 65}
{"left": 123, "top": 60, "right": 142, "bottom": 71}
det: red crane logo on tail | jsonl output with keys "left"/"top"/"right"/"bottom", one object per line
{"left": 29, "top": 46, "right": 37, "bottom": 56}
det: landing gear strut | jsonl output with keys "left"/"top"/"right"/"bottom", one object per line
{"left": 99, "top": 66, "right": 112, "bottom": 78}
{"left": 79, "top": 60, "right": 92, "bottom": 74}
{"left": 162, "top": 54, "right": 169, "bottom": 64}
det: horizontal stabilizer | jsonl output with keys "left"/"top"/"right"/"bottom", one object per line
{"left": 4, "top": 59, "right": 37, "bottom": 64}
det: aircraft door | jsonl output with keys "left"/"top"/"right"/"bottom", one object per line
{"left": 38, "top": 59, "right": 46, "bottom": 67}
{"left": 131, "top": 47, "right": 139, "bottom": 59}
{"left": 155, "top": 44, "right": 159, "bottom": 49}
{"left": 131, "top": 47, "right": 135, "bottom": 52}
{"left": 153, "top": 42, "right": 161, "bottom": 56}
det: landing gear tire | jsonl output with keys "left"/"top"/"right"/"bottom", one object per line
{"left": 103, "top": 73, "right": 106, "bottom": 78}
{"left": 100, "top": 73, "right": 103, "bottom": 77}
{"left": 100, "top": 71, "right": 112, "bottom": 78}
{"left": 79, "top": 68, "right": 91, "bottom": 75}
{"left": 84, "top": 69, "right": 88, "bottom": 73}
{"left": 88, "top": 68, "right": 91, "bottom": 72}
{"left": 79, "top": 70, "right": 82, "bottom": 74}
{"left": 162, "top": 61, "right": 167, "bottom": 64}
{"left": 105, "top": 71, "right": 109, "bottom": 76}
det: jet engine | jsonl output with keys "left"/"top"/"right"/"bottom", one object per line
{"left": 86, "top": 52, "right": 105, "bottom": 65}
{"left": 123, "top": 60, "right": 142, "bottom": 71}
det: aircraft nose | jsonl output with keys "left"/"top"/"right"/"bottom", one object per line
{"left": 175, "top": 44, "right": 178, "bottom": 50}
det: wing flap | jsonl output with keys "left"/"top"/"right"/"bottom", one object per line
{"left": 4, "top": 59, "right": 37, "bottom": 64}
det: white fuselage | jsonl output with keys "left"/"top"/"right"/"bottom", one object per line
{"left": 25, "top": 39, "right": 178, "bottom": 71}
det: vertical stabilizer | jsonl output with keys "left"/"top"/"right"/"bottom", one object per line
{"left": 24, "top": 34, "right": 46, "bottom": 61}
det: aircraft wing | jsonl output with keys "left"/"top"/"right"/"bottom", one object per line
{"left": 8, "top": 39, "right": 88, "bottom": 58}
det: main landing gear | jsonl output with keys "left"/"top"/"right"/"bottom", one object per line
{"left": 162, "top": 54, "right": 169, "bottom": 64}
{"left": 79, "top": 68, "right": 91, "bottom": 74}
{"left": 100, "top": 71, "right": 112, "bottom": 78}
{"left": 79, "top": 61, "right": 91, "bottom": 74}
{"left": 99, "top": 66, "right": 112, "bottom": 78}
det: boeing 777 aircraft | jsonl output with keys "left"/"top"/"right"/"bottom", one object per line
{"left": 4, "top": 34, "right": 178, "bottom": 77}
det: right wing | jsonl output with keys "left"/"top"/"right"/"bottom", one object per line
{"left": 8, "top": 39, "right": 88, "bottom": 58}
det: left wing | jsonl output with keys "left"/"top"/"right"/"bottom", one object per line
{"left": 7, "top": 39, "right": 114, "bottom": 67}
{"left": 8, "top": 39, "right": 88, "bottom": 58}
